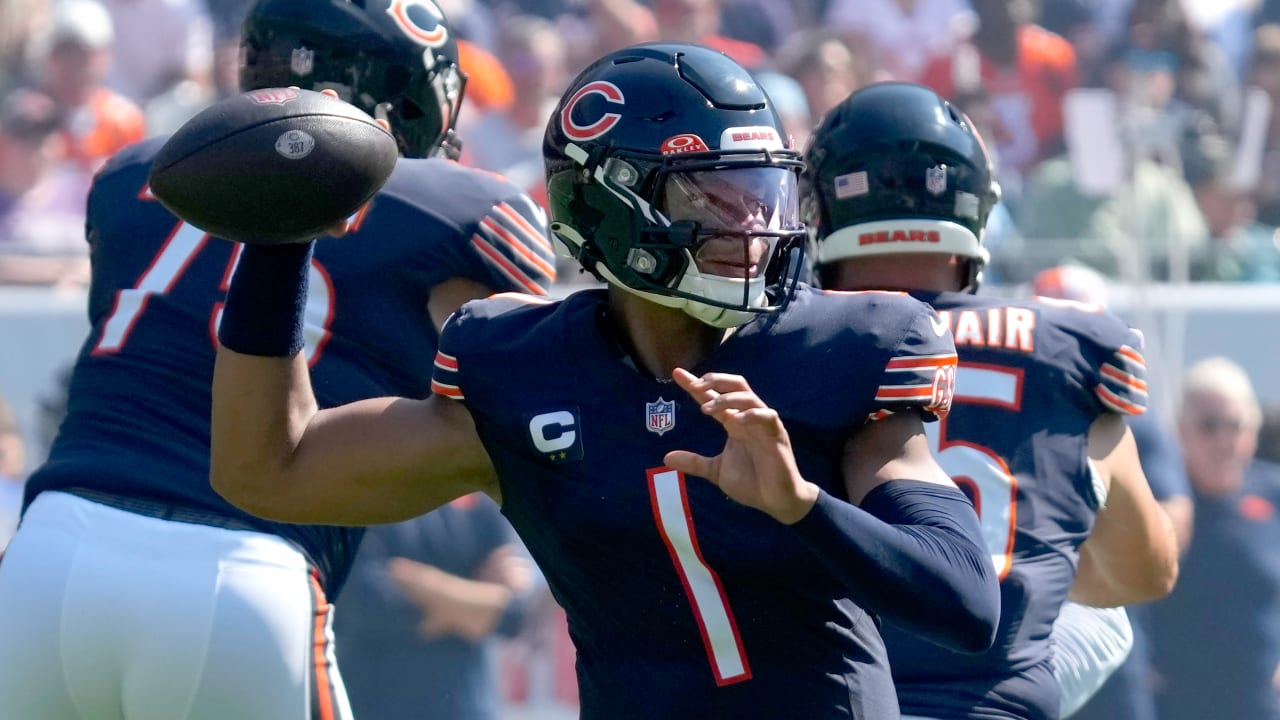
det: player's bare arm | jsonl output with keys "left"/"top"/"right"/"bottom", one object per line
{"left": 838, "top": 406, "right": 956, "bottom": 502}
{"left": 211, "top": 346, "right": 497, "bottom": 525}
{"left": 1070, "top": 412, "right": 1180, "bottom": 607}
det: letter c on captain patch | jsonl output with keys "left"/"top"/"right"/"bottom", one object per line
{"left": 528, "top": 408, "right": 584, "bottom": 463}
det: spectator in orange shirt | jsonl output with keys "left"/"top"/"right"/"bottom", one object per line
{"left": 26, "top": 0, "right": 144, "bottom": 172}
{"left": 651, "top": 0, "right": 767, "bottom": 70}
{"left": 919, "top": 0, "right": 1078, "bottom": 198}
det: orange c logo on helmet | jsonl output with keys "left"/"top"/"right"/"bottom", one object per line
{"left": 386, "top": 0, "right": 448, "bottom": 47}
{"left": 561, "top": 81, "right": 625, "bottom": 142}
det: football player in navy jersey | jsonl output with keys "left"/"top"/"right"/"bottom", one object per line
{"left": 209, "top": 43, "right": 1000, "bottom": 719}
{"left": 0, "top": 0, "right": 555, "bottom": 718}
{"left": 802, "top": 82, "right": 1181, "bottom": 720}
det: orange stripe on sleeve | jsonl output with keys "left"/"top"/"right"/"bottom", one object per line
{"left": 1100, "top": 363, "right": 1148, "bottom": 393}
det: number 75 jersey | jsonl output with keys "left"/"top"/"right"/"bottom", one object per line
{"left": 880, "top": 290, "right": 1149, "bottom": 720}
{"left": 25, "top": 137, "right": 555, "bottom": 596}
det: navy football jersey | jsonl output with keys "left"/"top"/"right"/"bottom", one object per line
{"left": 879, "top": 291, "right": 1149, "bottom": 720}
{"left": 25, "top": 137, "right": 555, "bottom": 596}
{"left": 430, "top": 285, "right": 957, "bottom": 719}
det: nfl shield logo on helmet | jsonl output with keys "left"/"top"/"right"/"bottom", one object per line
{"left": 646, "top": 398, "right": 676, "bottom": 436}
{"left": 925, "top": 164, "right": 948, "bottom": 195}
{"left": 290, "top": 47, "right": 314, "bottom": 76}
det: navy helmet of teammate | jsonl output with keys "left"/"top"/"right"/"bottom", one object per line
{"left": 803, "top": 81, "right": 1180, "bottom": 720}
{"left": 209, "top": 43, "right": 1000, "bottom": 719}
{"left": 240, "top": 0, "right": 465, "bottom": 159}
{"left": 0, "top": 0, "right": 554, "bottom": 717}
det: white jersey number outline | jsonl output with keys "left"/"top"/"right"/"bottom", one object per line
{"left": 924, "top": 363, "right": 1022, "bottom": 579}
{"left": 92, "top": 218, "right": 335, "bottom": 365}
{"left": 648, "top": 467, "right": 752, "bottom": 685}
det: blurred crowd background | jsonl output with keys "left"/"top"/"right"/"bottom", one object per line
{"left": 10, "top": 0, "right": 1280, "bottom": 287}
{"left": 3, "top": 0, "right": 1280, "bottom": 718}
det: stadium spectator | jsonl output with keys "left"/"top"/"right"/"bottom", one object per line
{"left": 0, "top": 392, "right": 25, "bottom": 552}
{"left": 456, "top": 39, "right": 514, "bottom": 118}
{"left": 25, "top": 0, "right": 146, "bottom": 173}
{"left": 1151, "top": 356, "right": 1280, "bottom": 720}
{"left": 335, "top": 493, "right": 544, "bottom": 720}
{"left": 775, "top": 29, "right": 872, "bottom": 124}
{"left": 0, "top": 87, "right": 91, "bottom": 287}
{"left": 803, "top": 82, "right": 1179, "bottom": 720}
{"left": 753, "top": 70, "right": 813, "bottom": 153}
{"left": 822, "top": 0, "right": 974, "bottom": 83}
{"left": 1119, "top": 0, "right": 1242, "bottom": 138}
{"left": 1178, "top": 112, "right": 1280, "bottom": 282}
{"left": 718, "top": 0, "right": 799, "bottom": 56}
{"left": 98, "top": 0, "right": 214, "bottom": 106}
{"left": 920, "top": 0, "right": 1080, "bottom": 200}
{"left": 1016, "top": 40, "right": 1209, "bottom": 283}
{"left": 1244, "top": 24, "right": 1280, "bottom": 227}
{"left": 0, "top": 0, "right": 555, "bottom": 717}
{"left": 650, "top": 0, "right": 768, "bottom": 69}
{"left": 209, "top": 42, "right": 1001, "bottom": 718}
{"left": 203, "top": 0, "right": 255, "bottom": 97}
{"left": 0, "top": 0, "right": 47, "bottom": 96}
{"left": 1035, "top": 0, "right": 1112, "bottom": 91}
{"left": 461, "top": 14, "right": 567, "bottom": 212}
{"left": 571, "top": 0, "right": 658, "bottom": 72}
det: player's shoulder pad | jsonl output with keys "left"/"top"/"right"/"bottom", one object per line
{"left": 439, "top": 291, "right": 561, "bottom": 356}
{"left": 795, "top": 286, "right": 957, "bottom": 419}
{"left": 803, "top": 286, "right": 952, "bottom": 353}
{"left": 1030, "top": 296, "right": 1148, "bottom": 415}
{"left": 382, "top": 158, "right": 531, "bottom": 211}
{"left": 383, "top": 158, "right": 556, "bottom": 294}
{"left": 433, "top": 292, "right": 564, "bottom": 402}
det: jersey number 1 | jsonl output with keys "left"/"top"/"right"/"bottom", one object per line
{"left": 649, "top": 467, "right": 752, "bottom": 685}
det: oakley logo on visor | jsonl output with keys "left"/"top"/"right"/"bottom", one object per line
{"left": 561, "top": 81, "right": 625, "bottom": 141}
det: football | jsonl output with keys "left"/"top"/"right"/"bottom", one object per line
{"left": 148, "top": 87, "right": 398, "bottom": 244}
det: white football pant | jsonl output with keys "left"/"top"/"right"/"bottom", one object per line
{"left": 0, "top": 491, "right": 352, "bottom": 720}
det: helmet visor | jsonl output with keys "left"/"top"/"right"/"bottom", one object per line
{"left": 660, "top": 167, "right": 801, "bottom": 234}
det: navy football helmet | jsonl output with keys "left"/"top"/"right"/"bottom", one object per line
{"left": 240, "top": 0, "right": 465, "bottom": 159}
{"left": 802, "top": 82, "right": 1000, "bottom": 292}
{"left": 544, "top": 43, "right": 805, "bottom": 327}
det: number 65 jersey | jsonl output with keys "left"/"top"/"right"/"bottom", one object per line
{"left": 879, "top": 290, "right": 1149, "bottom": 720}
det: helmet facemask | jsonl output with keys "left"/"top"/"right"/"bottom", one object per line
{"left": 554, "top": 145, "right": 806, "bottom": 328}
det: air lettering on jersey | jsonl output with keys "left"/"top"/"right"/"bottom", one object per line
{"left": 936, "top": 307, "right": 1036, "bottom": 353}
{"left": 528, "top": 409, "right": 583, "bottom": 463}
{"left": 858, "top": 229, "right": 941, "bottom": 245}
